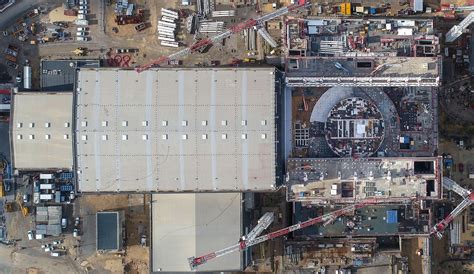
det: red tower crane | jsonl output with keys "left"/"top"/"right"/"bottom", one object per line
{"left": 188, "top": 199, "right": 379, "bottom": 270}
{"left": 136, "top": 0, "right": 309, "bottom": 73}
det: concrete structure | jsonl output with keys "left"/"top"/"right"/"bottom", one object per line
{"left": 10, "top": 92, "right": 73, "bottom": 170}
{"left": 75, "top": 68, "right": 277, "bottom": 192}
{"left": 151, "top": 193, "right": 243, "bottom": 272}
{"left": 286, "top": 157, "right": 442, "bottom": 203}
{"left": 97, "top": 211, "right": 124, "bottom": 252}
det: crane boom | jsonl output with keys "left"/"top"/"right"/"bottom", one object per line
{"left": 188, "top": 199, "right": 378, "bottom": 270}
{"left": 430, "top": 177, "right": 474, "bottom": 238}
{"left": 136, "top": 0, "right": 309, "bottom": 72}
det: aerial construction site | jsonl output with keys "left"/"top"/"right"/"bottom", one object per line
{"left": 0, "top": 0, "right": 473, "bottom": 273}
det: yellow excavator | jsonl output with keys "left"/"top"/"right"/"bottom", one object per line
{"left": 72, "top": 47, "right": 88, "bottom": 56}
{"left": 17, "top": 194, "right": 29, "bottom": 216}
{"left": 5, "top": 194, "right": 29, "bottom": 216}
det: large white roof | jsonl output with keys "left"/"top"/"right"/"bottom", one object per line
{"left": 75, "top": 68, "right": 277, "bottom": 192}
{"left": 151, "top": 193, "right": 242, "bottom": 272}
{"left": 11, "top": 92, "right": 73, "bottom": 170}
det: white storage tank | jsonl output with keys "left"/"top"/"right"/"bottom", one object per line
{"left": 23, "top": 65, "right": 32, "bottom": 89}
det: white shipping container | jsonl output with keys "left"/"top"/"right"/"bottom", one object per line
{"left": 40, "top": 184, "right": 54, "bottom": 190}
{"left": 40, "top": 174, "right": 53, "bottom": 179}
{"left": 39, "top": 194, "right": 54, "bottom": 200}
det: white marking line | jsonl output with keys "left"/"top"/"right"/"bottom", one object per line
{"left": 93, "top": 71, "right": 101, "bottom": 190}
{"left": 210, "top": 70, "right": 217, "bottom": 189}
{"left": 241, "top": 71, "right": 249, "bottom": 190}
{"left": 145, "top": 71, "right": 153, "bottom": 190}
{"left": 178, "top": 71, "right": 186, "bottom": 190}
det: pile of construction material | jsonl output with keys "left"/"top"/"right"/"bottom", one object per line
{"left": 198, "top": 20, "right": 225, "bottom": 33}
{"left": 211, "top": 10, "right": 235, "bottom": 17}
{"left": 197, "top": 0, "right": 214, "bottom": 17}
{"left": 115, "top": 0, "right": 134, "bottom": 15}
{"left": 158, "top": 8, "right": 179, "bottom": 48}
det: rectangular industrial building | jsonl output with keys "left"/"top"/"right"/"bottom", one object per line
{"left": 151, "top": 193, "right": 243, "bottom": 272}
{"left": 75, "top": 68, "right": 277, "bottom": 192}
{"left": 11, "top": 92, "right": 73, "bottom": 170}
{"left": 97, "top": 211, "right": 123, "bottom": 251}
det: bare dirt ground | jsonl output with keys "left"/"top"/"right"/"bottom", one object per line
{"left": 75, "top": 194, "right": 150, "bottom": 274}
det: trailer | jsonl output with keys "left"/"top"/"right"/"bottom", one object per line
{"left": 135, "top": 22, "right": 146, "bottom": 32}
{"left": 4, "top": 55, "right": 17, "bottom": 63}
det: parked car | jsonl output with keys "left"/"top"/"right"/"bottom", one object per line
{"left": 23, "top": 194, "right": 28, "bottom": 203}
{"left": 78, "top": 10, "right": 88, "bottom": 15}
{"left": 73, "top": 228, "right": 79, "bottom": 237}
{"left": 78, "top": 6, "right": 88, "bottom": 10}
{"left": 76, "top": 36, "right": 89, "bottom": 41}
{"left": 76, "top": 31, "right": 87, "bottom": 36}
{"left": 50, "top": 252, "right": 61, "bottom": 257}
{"left": 27, "top": 231, "right": 34, "bottom": 240}
{"left": 74, "top": 217, "right": 80, "bottom": 227}
{"left": 77, "top": 27, "right": 87, "bottom": 31}
{"left": 53, "top": 240, "right": 63, "bottom": 245}
{"left": 61, "top": 218, "right": 67, "bottom": 229}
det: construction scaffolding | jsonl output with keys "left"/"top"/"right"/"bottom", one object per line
{"left": 285, "top": 76, "right": 440, "bottom": 87}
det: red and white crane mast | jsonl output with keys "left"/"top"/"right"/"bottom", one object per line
{"left": 136, "top": 0, "right": 309, "bottom": 72}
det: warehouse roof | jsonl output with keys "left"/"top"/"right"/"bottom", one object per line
{"left": 75, "top": 68, "right": 277, "bottom": 192}
{"left": 11, "top": 92, "right": 73, "bottom": 170}
{"left": 97, "top": 212, "right": 121, "bottom": 251}
{"left": 40, "top": 59, "right": 99, "bottom": 92}
{"left": 151, "top": 193, "right": 242, "bottom": 272}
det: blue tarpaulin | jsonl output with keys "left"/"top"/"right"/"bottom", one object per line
{"left": 387, "top": 210, "right": 398, "bottom": 224}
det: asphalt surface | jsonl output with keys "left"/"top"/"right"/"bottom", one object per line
{"left": 0, "top": 0, "right": 36, "bottom": 30}
{"left": 0, "top": 122, "right": 10, "bottom": 162}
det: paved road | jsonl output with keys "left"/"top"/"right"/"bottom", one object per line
{"left": 0, "top": 0, "right": 36, "bottom": 30}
